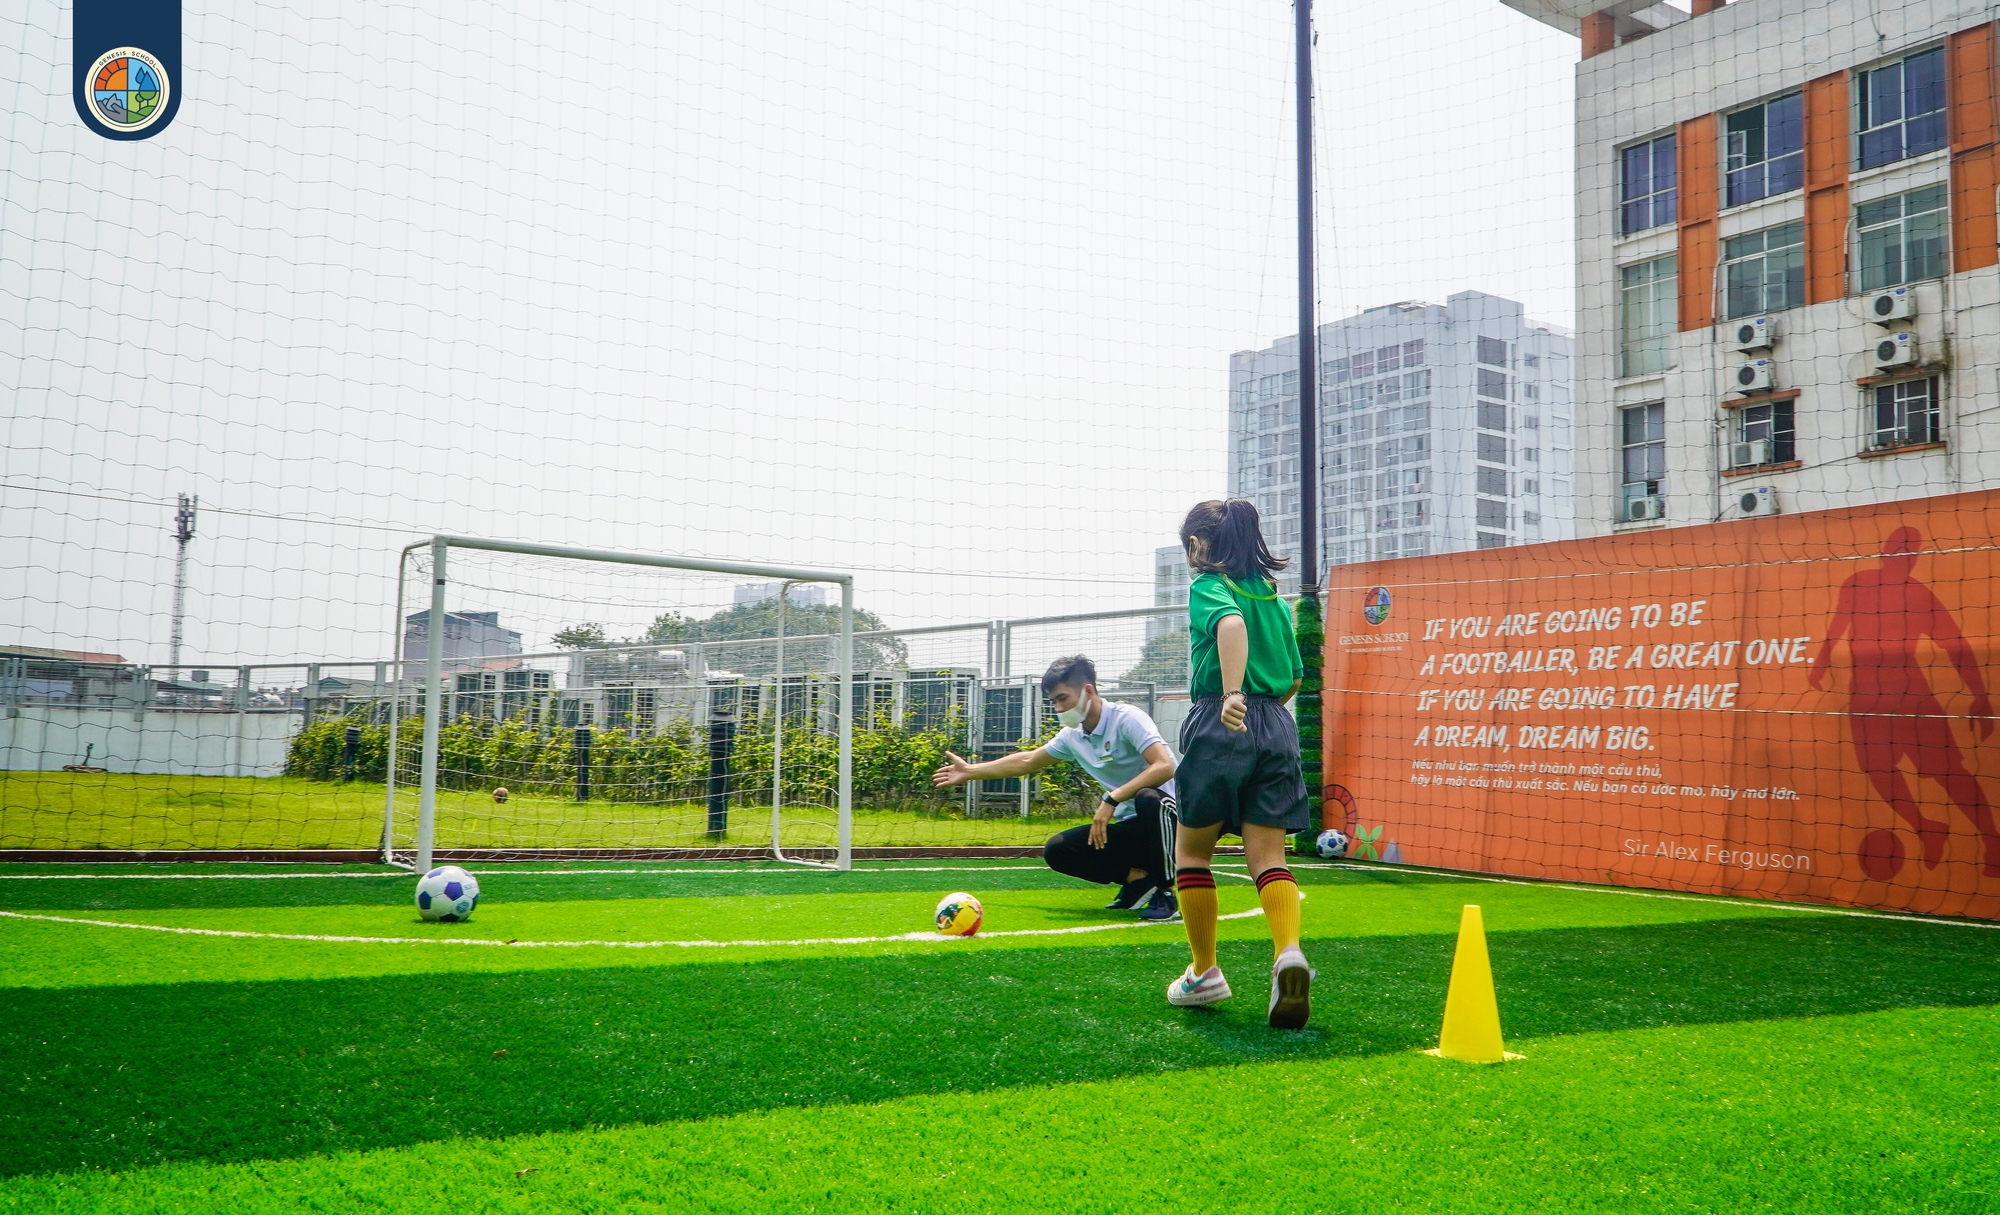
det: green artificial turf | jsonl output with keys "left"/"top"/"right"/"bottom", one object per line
{"left": 7, "top": 1005, "right": 1993, "bottom": 1213}
{"left": 0, "top": 772, "right": 1080, "bottom": 850}
{"left": 0, "top": 860, "right": 1994, "bottom": 1210}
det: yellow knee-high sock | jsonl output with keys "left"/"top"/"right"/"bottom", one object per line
{"left": 1175, "top": 867, "right": 1219, "bottom": 973}
{"left": 1256, "top": 866, "right": 1301, "bottom": 958}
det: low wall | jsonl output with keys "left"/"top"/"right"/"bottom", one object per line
{"left": 0, "top": 706, "right": 302, "bottom": 777}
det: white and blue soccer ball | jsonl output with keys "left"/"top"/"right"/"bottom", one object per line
{"left": 1314, "top": 828, "right": 1351, "bottom": 860}
{"left": 415, "top": 865, "right": 480, "bottom": 922}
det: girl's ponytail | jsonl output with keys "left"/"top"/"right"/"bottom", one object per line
{"left": 1181, "top": 498, "right": 1289, "bottom": 582}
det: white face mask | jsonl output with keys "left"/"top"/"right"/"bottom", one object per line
{"left": 1056, "top": 688, "right": 1092, "bottom": 729}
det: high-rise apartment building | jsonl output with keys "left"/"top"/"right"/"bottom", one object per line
{"left": 1503, "top": 0, "right": 2000, "bottom": 534}
{"left": 1221, "top": 292, "right": 1576, "bottom": 594}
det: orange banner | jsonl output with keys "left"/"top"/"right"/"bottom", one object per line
{"left": 1323, "top": 489, "right": 2000, "bottom": 920}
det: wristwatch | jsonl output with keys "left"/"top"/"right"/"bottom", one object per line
{"left": 1101, "top": 792, "right": 1120, "bottom": 809}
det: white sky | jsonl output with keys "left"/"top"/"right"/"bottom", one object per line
{"left": 0, "top": 0, "right": 1578, "bottom": 668}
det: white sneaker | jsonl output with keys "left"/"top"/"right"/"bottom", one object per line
{"left": 1269, "top": 947, "right": 1315, "bottom": 1029}
{"left": 1166, "top": 964, "right": 1233, "bottom": 1007}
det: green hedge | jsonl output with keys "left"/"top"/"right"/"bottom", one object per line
{"left": 285, "top": 709, "right": 1059, "bottom": 813}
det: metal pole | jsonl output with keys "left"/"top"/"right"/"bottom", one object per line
{"left": 1294, "top": 0, "right": 1320, "bottom": 597}
{"left": 416, "top": 537, "right": 446, "bottom": 873}
{"left": 381, "top": 543, "right": 419, "bottom": 864}
{"left": 836, "top": 579, "right": 853, "bottom": 871}
{"left": 1018, "top": 677, "right": 1032, "bottom": 820}
{"left": 772, "top": 584, "right": 786, "bottom": 859}
{"left": 168, "top": 494, "right": 196, "bottom": 681}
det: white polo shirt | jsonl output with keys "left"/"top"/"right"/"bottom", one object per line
{"left": 1043, "top": 699, "right": 1177, "bottom": 821}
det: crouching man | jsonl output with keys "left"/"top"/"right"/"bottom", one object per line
{"left": 932, "top": 655, "right": 1178, "bottom": 921}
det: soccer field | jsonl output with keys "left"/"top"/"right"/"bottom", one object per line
{"left": 0, "top": 772, "right": 1079, "bottom": 852}
{"left": 0, "top": 860, "right": 1994, "bottom": 1212}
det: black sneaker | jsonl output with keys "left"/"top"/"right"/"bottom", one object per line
{"left": 1105, "top": 879, "right": 1158, "bottom": 911}
{"left": 1138, "top": 888, "right": 1180, "bottom": 922}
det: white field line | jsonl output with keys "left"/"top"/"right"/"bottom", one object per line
{"left": 0, "top": 904, "right": 1270, "bottom": 950}
{"left": 0, "top": 865, "right": 1057, "bottom": 881}
{"left": 1291, "top": 861, "right": 2000, "bottom": 931}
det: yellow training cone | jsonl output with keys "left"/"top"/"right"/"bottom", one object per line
{"left": 1424, "top": 904, "right": 1523, "bottom": 1063}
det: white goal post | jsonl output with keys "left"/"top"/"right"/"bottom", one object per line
{"left": 381, "top": 535, "right": 854, "bottom": 872}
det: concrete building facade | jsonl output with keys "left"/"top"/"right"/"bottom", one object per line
{"left": 401, "top": 610, "right": 523, "bottom": 664}
{"left": 1221, "top": 291, "right": 1576, "bottom": 595}
{"left": 1504, "top": 0, "right": 2000, "bottom": 534}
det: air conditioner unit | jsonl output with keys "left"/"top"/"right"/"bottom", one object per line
{"left": 1732, "top": 359, "right": 1774, "bottom": 393}
{"left": 1625, "top": 495, "right": 1665, "bottom": 522}
{"left": 1866, "top": 286, "right": 1915, "bottom": 323}
{"left": 1874, "top": 332, "right": 1918, "bottom": 368}
{"left": 1725, "top": 485, "right": 1780, "bottom": 519}
{"left": 1728, "top": 317, "right": 1773, "bottom": 352}
{"left": 1730, "top": 439, "right": 1772, "bottom": 469}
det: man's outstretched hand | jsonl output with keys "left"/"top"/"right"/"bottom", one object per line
{"left": 933, "top": 750, "right": 976, "bottom": 789}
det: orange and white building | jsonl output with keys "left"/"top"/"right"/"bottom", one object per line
{"left": 1503, "top": 0, "right": 2000, "bottom": 534}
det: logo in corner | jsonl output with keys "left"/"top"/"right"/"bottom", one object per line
{"left": 1362, "top": 585, "right": 1392, "bottom": 626}
{"left": 87, "top": 47, "right": 171, "bottom": 133}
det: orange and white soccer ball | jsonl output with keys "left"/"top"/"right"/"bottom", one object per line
{"left": 492, "top": 787, "right": 510, "bottom": 803}
{"left": 934, "top": 891, "right": 983, "bottom": 936}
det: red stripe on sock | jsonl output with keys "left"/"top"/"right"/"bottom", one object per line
{"left": 1175, "top": 868, "right": 1216, "bottom": 892}
{"left": 1255, "top": 867, "right": 1296, "bottom": 891}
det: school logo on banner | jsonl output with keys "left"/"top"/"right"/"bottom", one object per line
{"left": 74, "top": 0, "right": 182, "bottom": 140}
{"left": 1362, "top": 585, "right": 1392, "bottom": 626}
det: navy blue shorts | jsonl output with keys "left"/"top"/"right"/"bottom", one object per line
{"left": 1174, "top": 695, "right": 1309, "bottom": 835}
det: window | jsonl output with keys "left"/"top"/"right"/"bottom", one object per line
{"left": 1403, "top": 370, "right": 1431, "bottom": 398}
{"left": 1352, "top": 350, "right": 1375, "bottom": 379}
{"left": 1323, "top": 356, "right": 1350, "bottom": 385}
{"left": 1281, "top": 370, "right": 1299, "bottom": 396}
{"left": 1521, "top": 447, "right": 1539, "bottom": 464}
{"left": 1620, "top": 256, "right": 1677, "bottom": 376}
{"left": 1522, "top": 477, "right": 1538, "bottom": 495}
{"left": 1477, "top": 336, "right": 1509, "bottom": 367}
{"left": 1858, "top": 46, "right": 1947, "bottom": 170}
{"left": 1477, "top": 467, "right": 1509, "bottom": 497}
{"left": 1377, "top": 467, "right": 1428, "bottom": 497}
{"left": 1621, "top": 132, "right": 1679, "bottom": 233}
{"left": 1258, "top": 433, "right": 1279, "bottom": 457}
{"left": 1376, "top": 435, "right": 1430, "bottom": 466}
{"left": 1377, "top": 377, "right": 1403, "bottom": 405}
{"left": 1477, "top": 401, "right": 1509, "bottom": 431}
{"left": 1856, "top": 184, "right": 1948, "bottom": 291}
{"left": 1477, "top": 368, "right": 1510, "bottom": 400}
{"left": 1259, "top": 405, "right": 1278, "bottom": 430}
{"left": 1724, "top": 94, "right": 1804, "bottom": 206}
{"left": 1477, "top": 533, "right": 1509, "bottom": 550}
{"left": 1281, "top": 429, "right": 1299, "bottom": 454}
{"left": 1402, "top": 339, "right": 1425, "bottom": 366}
{"left": 1872, "top": 377, "right": 1941, "bottom": 447}
{"left": 1376, "top": 344, "right": 1403, "bottom": 372}
{"left": 1477, "top": 498, "right": 1509, "bottom": 529}
{"left": 1477, "top": 433, "right": 1509, "bottom": 464}
{"left": 1620, "top": 402, "right": 1665, "bottom": 509}
{"left": 1375, "top": 501, "right": 1428, "bottom": 530}
{"left": 1736, "top": 399, "right": 1796, "bottom": 463}
{"left": 1723, "top": 222, "right": 1804, "bottom": 318}
{"left": 1382, "top": 404, "right": 1429, "bottom": 434}
{"left": 1258, "top": 375, "right": 1279, "bottom": 400}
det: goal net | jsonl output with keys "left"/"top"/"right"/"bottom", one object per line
{"left": 384, "top": 538, "right": 853, "bottom": 870}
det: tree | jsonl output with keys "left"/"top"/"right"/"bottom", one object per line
{"left": 1120, "top": 628, "right": 1190, "bottom": 689}
{"left": 550, "top": 622, "right": 608, "bottom": 650}
{"left": 640, "top": 598, "right": 908, "bottom": 674}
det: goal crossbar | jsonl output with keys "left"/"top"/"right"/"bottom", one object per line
{"left": 383, "top": 536, "right": 854, "bottom": 873}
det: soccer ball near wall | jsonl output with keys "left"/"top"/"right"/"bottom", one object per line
{"left": 1314, "top": 828, "right": 1351, "bottom": 860}
{"left": 934, "top": 891, "right": 983, "bottom": 936}
{"left": 416, "top": 866, "right": 480, "bottom": 922}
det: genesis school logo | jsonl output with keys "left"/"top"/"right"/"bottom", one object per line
{"left": 1362, "top": 585, "right": 1392, "bottom": 626}
{"left": 74, "top": 0, "right": 182, "bottom": 140}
